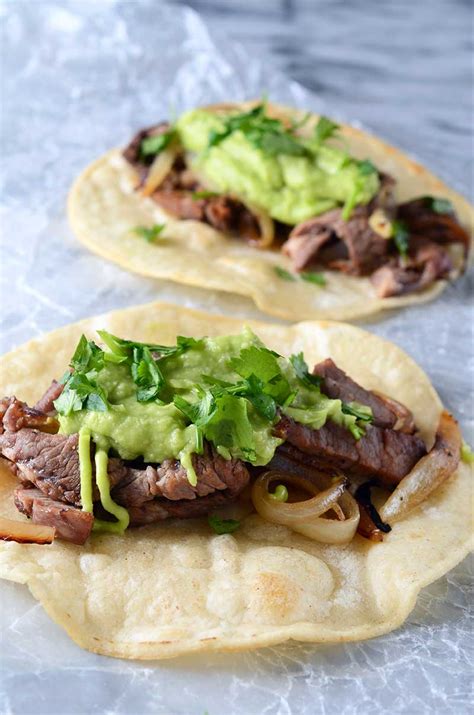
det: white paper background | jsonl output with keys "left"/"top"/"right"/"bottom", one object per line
{"left": 0, "top": 2, "right": 472, "bottom": 713}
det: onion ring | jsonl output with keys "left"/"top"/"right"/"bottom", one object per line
{"left": 251, "top": 470, "right": 360, "bottom": 543}
{"left": 243, "top": 201, "right": 275, "bottom": 248}
{"left": 380, "top": 411, "right": 461, "bottom": 524}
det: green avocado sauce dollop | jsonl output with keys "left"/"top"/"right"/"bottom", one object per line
{"left": 59, "top": 327, "right": 371, "bottom": 471}
{"left": 175, "top": 107, "right": 380, "bottom": 225}
{"left": 57, "top": 328, "right": 372, "bottom": 528}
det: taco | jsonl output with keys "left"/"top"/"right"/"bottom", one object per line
{"left": 68, "top": 102, "right": 472, "bottom": 322}
{"left": 0, "top": 303, "right": 472, "bottom": 659}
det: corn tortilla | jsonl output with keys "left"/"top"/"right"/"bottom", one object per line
{"left": 67, "top": 102, "right": 473, "bottom": 322}
{"left": 0, "top": 302, "right": 472, "bottom": 659}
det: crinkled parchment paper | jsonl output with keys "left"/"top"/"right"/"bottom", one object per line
{"left": 0, "top": 2, "right": 472, "bottom": 713}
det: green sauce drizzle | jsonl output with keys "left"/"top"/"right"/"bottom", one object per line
{"left": 78, "top": 427, "right": 93, "bottom": 513}
{"left": 93, "top": 448, "right": 130, "bottom": 534}
{"left": 78, "top": 426, "right": 130, "bottom": 535}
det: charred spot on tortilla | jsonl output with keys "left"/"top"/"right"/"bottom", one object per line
{"left": 0, "top": 326, "right": 462, "bottom": 548}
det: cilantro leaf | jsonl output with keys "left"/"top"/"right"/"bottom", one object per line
{"left": 97, "top": 330, "right": 197, "bottom": 359}
{"left": 274, "top": 266, "right": 296, "bottom": 281}
{"left": 204, "top": 394, "right": 257, "bottom": 462}
{"left": 54, "top": 371, "right": 109, "bottom": 416}
{"left": 358, "top": 159, "right": 378, "bottom": 176}
{"left": 290, "top": 353, "right": 322, "bottom": 389}
{"left": 423, "top": 196, "right": 454, "bottom": 215}
{"left": 229, "top": 346, "right": 292, "bottom": 405}
{"left": 53, "top": 335, "right": 110, "bottom": 416}
{"left": 201, "top": 373, "right": 280, "bottom": 421}
{"left": 392, "top": 220, "right": 410, "bottom": 259}
{"left": 69, "top": 334, "right": 105, "bottom": 373}
{"left": 301, "top": 271, "right": 326, "bottom": 286}
{"left": 133, "top": 224, "right": 165, "bottom": 243}
{"left": 341, "top": 401, "right": 373, "bottom": 423}
{"left": 53, "top": 387, "right": 83, "bottom": 416}
{"left": 97, "top": 331, "right": 203, "bottom": 403}
{"left": 176, "top": 336, "right": 203, "bottom": 352}
{"left": 313, "top": 116, "right": 339, "bottom": 144}
{"left": 208, "top": 515, "right": 240, "bottom": 535}
{"left": 175, "top": 388, "right": 258, "bottom": 463}
{"left": 173, "top": 391, "right": 216, "bottom": 428}
{"left": 230, "top": 346, "right": 280, "bottom": 382}
{"left": 208, "top": 104, "right": 306, "bottom": 157}
{"left": 258, "top": 130, "right": 306, "bottom": 156}
{"left": 140, "top": 129, "right": 175, "bottom": 159}
{"left": 131, "top": 346, "right": 165, "bottom": 402}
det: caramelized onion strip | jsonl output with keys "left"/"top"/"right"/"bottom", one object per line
{"left": 243, "top": 201, "right": 275, "bottom": 248}
{"left": 380, "top": 411, "right": 461, "bottom": 524}
{"left": 141, "top": 146, "right": 178, "bottom": 197}
{"left": 251, "top": 470, "right": 360, "bottom": 543}
{"left": 0, "top": 516, "right": 55, "bottom": 544}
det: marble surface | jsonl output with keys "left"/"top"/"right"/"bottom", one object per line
{"left": 0, "top": 2, "right": 472, "bottom": 714}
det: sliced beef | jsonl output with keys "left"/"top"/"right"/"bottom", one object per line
{"left": 313, "top": 358, "right": 415, "bottom": 433}
{"left": 282, "top": 205, "right": 390, "bottom": 275}
{"left": 282, "top": 179, "right": 468, "bottom": 296}
{"left": 127, "top": 490, "right": 240, "bottom": 526}
{"left": 0, "top": 396, "right": 58, "bottom": 435}
{"left": 0, "top": 429, "right": 126, "bottom": 506}
{"left": 152, "top": 189, "right": 260, "bottom": 241}
{"left": 398, "top": 199, "right": 471, "bottom": 256}
{"left": 123, "top": 126, "right": 261, "bottom": 241}
{"left": 112, "top": 444, "right": 249, "bottom": 506}
{"left": 14, "top": 488, "right": 93, "bottom": 545}
{"left": 34, "top": 380, "right": 64, "bottom": 414}
{"left": 273, "top": 415, "right": 426, "bottom": 488}
{"left": 1, "top": 422, "right": 249, "bottom": 532}
{"left": 371, "top": 240, "right": 453, "bottom": 298}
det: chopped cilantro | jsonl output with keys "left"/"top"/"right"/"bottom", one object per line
{"left": 54, "top": 335, "right": 109, "bottom": 416}
{"left": 205, "top": 393, "right": 257, "bottom": 463}
{"left": 54, "top": 371, "right": 109, "bottom": 416}
{"left": 70, "top": 334, "right": 105, "bottom": 374}
{"left": 229, "top": 345, "right": 292, "bottom": 406}
{"left": 133, "top": 224, "right": 165, "bottom": 243}
{"left": 358, "top": 159, "right": 377, "bottom": 176}
{"left": 392, "top": 220, "right": 410, "bottom": 259}
{"left": 341, "top": 402, "right": 373, "bottom": 423}
{"left": 208, "top": 515, "right": 240, "bottom": 535}
{"left": 95, "top": 331, "right": 202, "bottom": 403}
{"left": 131, "top": 345, "right": 165, "bottom": 402}
{"left": 290, "top": 352, "right": 322, "bottom": 389}
{"left": 174, "top": 389, "right": 257, "bottom": 461}
{"left": 208, "top": 104, "right": 306, "bottom": 157}
{"left": 274, "top": 266, "right": 296, "bottom": 281}
{"left": 140, "top": 129, "right": 175, "bottom": 159}
{"left": 313, "top": 116, "right": 339, "bottom": 144}
{"left": 423, "top": 196, "right": 454, "bottom": 215}
{"left": 301, "top": 271, "right": 326, "bottom": 286}
{"left": 97, "top": 330, "right": 200, "bottom": 360}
